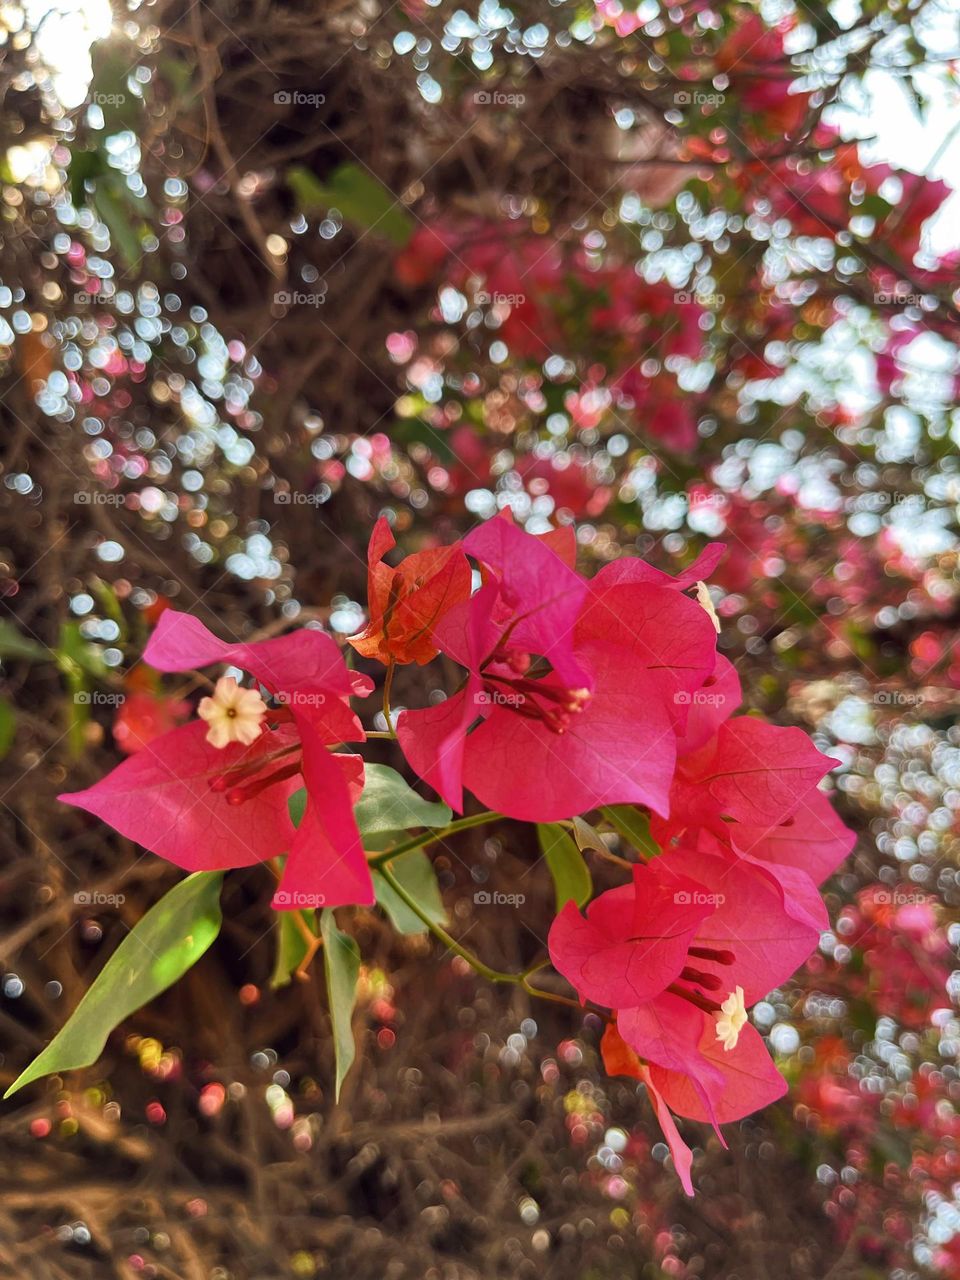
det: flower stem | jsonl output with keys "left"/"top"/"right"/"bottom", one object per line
{"left": 584, "top": 843, "right": 634, "bottom": 871}
{"left": 382, "top": 659, "right": 397, "bottom": 738}
{"left": 375, "top": 861, "right": 518, "bottom": 984}
{"left": 366, "top": 810, "right": 503, "bottom": 868}
{"left": 374, "top": 863, "right": 604, "bottom": 1018}
{"left": 520, "top": 976, "right": 586, "bottom": 1012}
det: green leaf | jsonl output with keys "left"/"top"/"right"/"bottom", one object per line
{"left": 288, "top": 162, "right": 414, "bottom": 246}
{"left": 56, "top": 622, "right": 110, "bottom": 757}
{"left": 537, "top": 823, "right": 592, "bottom": 910}
{"left": 390, "top": 418, "right": 457, "bottom": 462}
{"left": 288, "top": 787, "right": 307, "bottom": 826}
{"left": 56, "top": 621, "right": 108, "bottom": 681}
{"left": 91, "top": 181, "right": 146, "bottom": 271}
{"left": 860, "top": 193, "right": 894, "bottom": 222}
{"left": 601, "top": 806, "right": 660, "bottom": 858}
{"left": 373, "top": 849, "right": 447, "bottom": 934}
{"left": 270, "top": 910, "right": 311, "bottom": 989}
{"left": 0, "top": 698, "right": 15, "bottom": 759}
{"left": 159, "top": 54, "right": 196, "bottom": 103}
{"left": 354, "top": 763, "right": 451, "bottom": 837}
{"left": 69, "top": 148, "right": 108, "bottom": 208}
{"left": 0, "top": 620, "right": 48, "bottom": 662}
{"left": 92, "top": 577, "right": 126, "bottom": 637}
{"left": 89, "top": 42, "right": 143, "bottom": 133}
{"left": 5, "top": 873, "right": 224, "bottom": 1097}
{"left": 286, "top": 165, "right": 328, "bottom": 209}
{"left": 320, "top": 909, "right": 361, "bottom": 1101}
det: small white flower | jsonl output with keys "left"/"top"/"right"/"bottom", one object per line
{"left": 198, "top": 675, "right": 267, "bottom": 749}
{"left": 715, "top": 985, "right": 747, "bottom": 1052}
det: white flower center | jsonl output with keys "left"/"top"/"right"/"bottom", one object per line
{"left": 714, "top": 985, "right": 747, "bottom": 1052}
{"left": 198, "top": 675, "right": 267, "bottom": 749}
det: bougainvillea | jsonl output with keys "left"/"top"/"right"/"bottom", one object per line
{"left": 1, "top": 0, "right": 958, "bottom": 1270}
{"left": 18, "top": 512, "right": 854, "bottom": 1196}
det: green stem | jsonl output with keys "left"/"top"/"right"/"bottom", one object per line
{"left": 376, "top": 862, "right": 518, "bottom": 984}
{"left": 520, "top": 977, "right": 587, "bottom": 1013}
{"left": 376, "top": 860, "right": 605, "bottom": 1016}
{"left": 382, "top": 659, "right": 397, "bottom": 739}
{"left": 367, "top": 810, "right": 503, "bottom": 869}
{"left": 516, "top": 958, "right": 586, "bottom": 1011}
{"left": 585, "top": 844, "right": 634, "bottom": 871}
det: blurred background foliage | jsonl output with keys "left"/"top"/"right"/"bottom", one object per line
{"left": 1, "top": 0, "right": 960, "bottom": 1275}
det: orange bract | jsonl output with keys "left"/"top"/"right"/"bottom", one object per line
{"left": 348, "top": 517, "right": 472, "bottom": 666}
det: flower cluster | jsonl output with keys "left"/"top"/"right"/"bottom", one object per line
{"left": 395, "top": 220, "right": 707, "bottom": 454}
{"left": 61, "top": 512, "right": 853, "bottom": 1191}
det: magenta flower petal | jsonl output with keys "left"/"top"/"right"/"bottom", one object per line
{"left": 655, "top": 717, "right": 839, "bottom": 844}
{"left": 463, "top": 514, "right": 590, "bottom": 690}
{"left": 144, "top": 610, "right": 371, "bottom": 742}
{"left": 400, "top": 516, "right": 727, "bottom": 822}
{"left": 68, "top": 612, "right": 376, "bottom": 908}
{"left": 458, "top": 666, "right": 677, "bottom": 820}
{"left": 618, "top": 994, "right": 728, "bottom": 1131}
{"left": 600, "top": 1022, "right": 696, "bottom": 1195}
{"left": 676, "top": 654, "right": 742, "bottom": 754}
{"left": 462, "top": 577, "right": 719, "bottom": 820}
{"left": 642, "top": 1068, "right": 696, "bottom": 1196}
{"left": 593, "top": 542, "right": 725, "bottom": 591}
{"left": 548, "top": 866, "right": 714, "bottom": 1008}
{"left": 648, "top": 1021, "right": 787, "bottom": 1126}
{"left": 429, "top": 581, "right": 502, "bottom": 676}
{"left": 396, "top": 678, "right": 484, "bottom": 813}
{"left": 668, "top": 845, "right": 821, "bottom": 1004}
{"left": 729, "top": 785, "right": 855, "bottom": 884}
{"left": 273, "top": 751, "right": 373, "bottom": 910}
{"left": 60, "top": 721, "right": 297, "bottom": 871}
{"left": 575, "top": 580, "right": 719, "bottom": 729}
